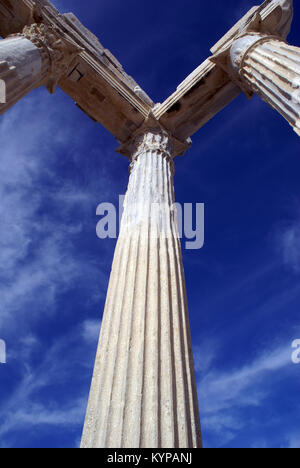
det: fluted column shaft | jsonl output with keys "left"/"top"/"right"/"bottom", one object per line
{"left": 81, "top": 129, "right": 202, "bottom": 448}
{"left": 0, "top": 23, "right": 79, "bottom": 114}
{"left": 230, "top": 33, "right": 300, "bottom": 135}
{"left": 0, "top": 35, "right": 48, "bottom": 113}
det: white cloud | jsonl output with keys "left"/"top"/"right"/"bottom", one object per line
{"left": 0, "top": 90, "right": 110, "bottom": 333}
{"left": 273, "top": 214, "right": 300, "bottom": 274}
{"left": 0, "top": 89, "right": 113, "bottom": 446}
{"left": 82, "top": 319, "right": 101, "bottom": 343}
{"left": 287, "top": 433, "right": 300, "bottom": 449}
{"left": 0, "top": 319, "right": 97, "bottom": 447}
{"left": 197, "top": 341, "right": 293, "bottom": 447}
{"left": 193, "top": 339, "right": 219, "bottom": 375}
{"left": 279, "top": 223, "right": 300, "bottom": 273}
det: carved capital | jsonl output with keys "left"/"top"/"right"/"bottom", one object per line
{"left": 22, "top": 23, "right": 82, "bottom": 93}
{"left": 230, "top": 32, "right": 286, "bottom": 72}
{"left": 211, "top": 32, "right": 286, "bottom": 98}
{"left": 128, "top": 128, "right": 175, "bottom": 173}
{"left": 117, "top": 114, "right": 192, "bottom": 165}
{"left": 210, "top": 0, "right": 294, "bottom": 98}
{"left": 131, "top": 128, "right": 173, "bottom": 159}
{"left": 214, "top": 28, "right": 300, "bottom": 136}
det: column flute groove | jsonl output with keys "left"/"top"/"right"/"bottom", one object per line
{"left": 96, "top": 235, "right": 133, "bottom": 447}
{"left": 81, "top": 127, "right": 202, "bottom": 448}
{"left": 105, "top": 233, "right": 139, "bottom": 447}
{"left": 230, "top": 33, "right": 300, "bottom": 135}
{"left": 0, "top": 23, "right": 80, "bottom": 114}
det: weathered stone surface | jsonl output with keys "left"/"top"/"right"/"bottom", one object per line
{"left": 0, "top": 22, "right": 80, "bottom": 113}
{"left": 154, "top": 0, "right": 295, "bottom": 141}
{"left": 22, "top": 22, "right": 81, "bottom": 94}
{"left": 0, "top": 0, "right": 36, "bottom": 38}
{"left": 0, "top": 0, "right": 154, "bottom": 142}
{"left": 0, "top": 0, "right": 296, "bottom": 143}
{"left": 81, "top": 129, "right": 202, "bottom": 448}
{"left": 0, "top": 35, "right": 46, "bottom": 113}
{"left": 230, "top": 33, "right": 300, "bottom": 135}
{"left": 0, "top": 0, "right": 299, "bottom": 451}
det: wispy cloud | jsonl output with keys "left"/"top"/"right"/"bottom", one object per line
{"left": 0, "top": 89, "right": 113, "bottom": 446}
{"left": 82, "top": 319, "right": 102, "bottom": 343}
{"left": 0, "top": 90, "right": 110, "bottom": 333}
{"left": 275, "top": 221, "right": 300, "bottom": 273}
{"left": 197, "top": 340, "right": 295, "bottom": 448}
{"left": 287, "top": 433, "right": 300, "bottom": 449}
{"left": 0, "top": 321, "right": 95, "bottom": 448}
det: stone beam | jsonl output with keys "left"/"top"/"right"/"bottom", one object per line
{"left": 153, "top": 0, "right": 295, "bottom": 142}
{"left": 2, "top": 1, "right": 295, "bottom": 147}
{"left": 0, "top": 0, "right": 154, "bottom": 143}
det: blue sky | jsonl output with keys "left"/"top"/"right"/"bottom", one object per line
{"left": 0, "top": 0, "right": 300, "bottom": 448}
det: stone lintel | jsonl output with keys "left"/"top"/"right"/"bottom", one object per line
{"left": 0, "top": 0, "right": 296, "bottom": 144}
{"left": 209, "top": 1, "right": 294, "bottom": 97}
{"left": 210, "top": 0, "right": 293, "bottom": 57}
{"left": 152, "top": 0, "right": 294, "bottom": 141}
{"left": 116, "top": 114, "right": 192, "bottom": 160}
{"left": 0, "top": 0, "right": 154, "bottom": 143}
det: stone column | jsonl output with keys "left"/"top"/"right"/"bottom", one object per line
{"left": 0, "top": 23, "right": 79, "bottom": 114}
{"left": 81, "top": 128, "right": 202, "bottom": 448}
{"left": 230, "top": 33, "right": 300, "bottom": 135}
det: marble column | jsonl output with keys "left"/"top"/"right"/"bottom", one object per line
{"left": 230, "top": 33, "right": 300, "bottom": 135}
{"left": 0, "top": 23, "right": 79, "bottom": 114}
{"left": 81, "top": 128, "right": 202, "bottom": 448}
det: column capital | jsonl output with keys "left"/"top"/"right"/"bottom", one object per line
{"left": 128, "top": 128, "right": 174, "bottom": 173}
{"left": 223, "top": 32, "right": 300, "bottom": 135}
{"left": 131, "top": 128, "right": 172, "bottom": 154}
{"left": 116, "top": 116, "right": 192, "bottom": 162}
{"left": 229, "top": 32, "right": 285, "bottom": 72}
{"left": 210, "top": 0, "right": 294, "bottom": 98}
{"left": 21, "top": 23, "right": 82, "bottom": 93}
{"left": 212, "top": 32, "right": 287, "bottom": 98}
